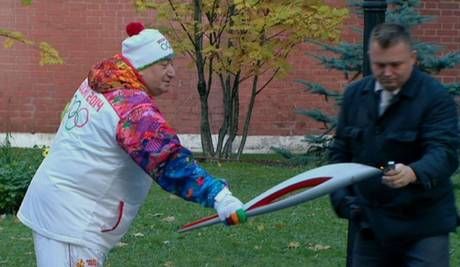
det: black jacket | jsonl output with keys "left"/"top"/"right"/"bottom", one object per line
{"left": 329, "top": 68, "right": 459, "bottom": 242}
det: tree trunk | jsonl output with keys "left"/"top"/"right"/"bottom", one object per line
{"left": 237, "top": 74, "right": 258, "bottom": 159}
{"left": 223, "top": 76, "right": 239, "bottom": 158}
{"left": 198, "top": 82, "right": 214, "bottom": 157}
{"left": 194, "top": 0, "right": 214, "bottom": 157}
{"left": 216, "top": 74, "right": 231, "bottom": 158}
{"left": 216, "top": 4, "right": 238, "bottom": 159}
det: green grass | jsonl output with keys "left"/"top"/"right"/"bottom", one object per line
{"left": 1, "top": 161, "right": 460, "bottom": 266}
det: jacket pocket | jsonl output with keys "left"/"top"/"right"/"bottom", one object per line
{"left": 101, "top": 201, "right": 125, "bottom": 233}
{"left": 382, "top": 130, "right": 419, "bottom": 162}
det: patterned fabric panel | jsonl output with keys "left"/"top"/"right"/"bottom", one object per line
{"left": 106, "top": 90, "right": 225, "bottom": 207}
{"left": 88, "top": 54, "right": 225, "bottom": 207}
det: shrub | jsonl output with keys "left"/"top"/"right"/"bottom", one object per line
{"left": 0, "top": 134, "right": 45, "bottom": 214}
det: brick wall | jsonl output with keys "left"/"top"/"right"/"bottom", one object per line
{"left": 1, "top": 0, "right": 459, "bottom": 135}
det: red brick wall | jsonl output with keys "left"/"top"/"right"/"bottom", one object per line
{"left": 1, "top": 0, "right": 459, "bottom": 135}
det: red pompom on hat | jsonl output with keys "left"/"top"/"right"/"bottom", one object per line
{"left": 126, "top": 22, "right": 145, "bottom": 37}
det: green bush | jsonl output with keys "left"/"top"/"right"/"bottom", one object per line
{"left": 0, "top": 134, "right": 45, "bottom": 214}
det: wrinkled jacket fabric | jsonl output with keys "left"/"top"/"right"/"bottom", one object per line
{"left": 18, "top": 54, "right": 225, "bottom": 251}
{"left": 329, "top": 68, "right": 459, "bottom": 242}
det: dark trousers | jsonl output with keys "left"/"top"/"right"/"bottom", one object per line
{"left": 350, "top": 224, "right": 450, "bottom": 267}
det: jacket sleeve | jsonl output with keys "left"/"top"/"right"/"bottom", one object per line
{"left": 328, "top": 92, "right": 352, "bottom": 164}
{"left": 116, "top": 104, "right": 225, "bottom": 208}
{"left": 328, "top": 86, "right": 357, "bottom": 219}
{"left": 409, "top": 88, "right": 460, "bottom": 190}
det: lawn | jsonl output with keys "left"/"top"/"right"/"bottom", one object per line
{"left": 1, "top": 159, "right": 460, "bottom": 266}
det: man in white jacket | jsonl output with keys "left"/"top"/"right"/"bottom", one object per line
{"left": 18, "top": 22, "right": 246, "bottom": 267}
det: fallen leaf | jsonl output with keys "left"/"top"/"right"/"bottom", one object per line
{"left": 288, "top": 241, "right": 301, "bottom": 249}
{"left": 169, "top": 195, "right": 179, "bottom": 200}
{"left": 163, "top": 261, "right": 175, "bottom": 267}
{"left": 133, "top": 232, "right": 144, "bottom": 237}
{"left": 275, "top": 223, "right": 286, "bottom": 229}
{"left": 162, "top": 216, "right": 176, "bottom": 223}
{"left": 256, "top": 224, "right": 265, "bottom": 232}
{"left": 116, "top": 242, "right": 128, "bottom": 247}
{"left": 307, "top": 243, "right": 331, "bottom": 251}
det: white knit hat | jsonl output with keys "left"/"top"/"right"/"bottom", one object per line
{"left": 122, "top": 22, "right": 174, "bottom": 70}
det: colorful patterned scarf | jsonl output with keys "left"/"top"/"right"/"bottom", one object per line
{"left": 88, "top": 54, "right": 147, "bottom": 93}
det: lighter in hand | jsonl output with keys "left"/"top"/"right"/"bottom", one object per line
{"left": 382, "top": 161, "right": 395, "bottom": 174}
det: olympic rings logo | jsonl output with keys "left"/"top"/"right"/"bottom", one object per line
{"left": 65, "top": 96, "right": 89, "bottom": 131}
{"left": 159, "top": 39, "right": 171, "bottom": 51}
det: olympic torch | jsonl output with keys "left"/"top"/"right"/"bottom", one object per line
{"left": 178, "top": 163, "right": 381, "bottom": 233}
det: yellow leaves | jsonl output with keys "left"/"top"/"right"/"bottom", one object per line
{"left": 3, "top": 39, "right": 15, "bottom": 49}
{"left": 316, "top": 5, "right": 331, "bottom": 14}
{"left": 332, "top": 7, "right": 349, "bottom": 17}
{"left": 202, "top": 45, "right": 219, "bottom": 56}
{"left": 0, "top": 28, "right": 64, "bottom": 65}
{"left": 234, "top": 0, "right": 259, "bottom": 10}
{"left": 0, "top": 29, "right": 32, "bottom": 45}
{"left": 148, "top": 0, "right": 348, "bottom": 82}
{"left": 134, "top": 0, "right": 156, "bottom": 11}
{"left": 234, "top": 0, "right": 244, "bottom": 7}
{"left": 21, "top": 0, "right": 32, "bottom": 5}
{"left": 157, "top": 2, "right": 191, "bottom": 23}
{"left": 303, "top": 4, "right": 349, "bottom": 42}
{"left": 38, "top": 42, "right": 63, "bottom": 66}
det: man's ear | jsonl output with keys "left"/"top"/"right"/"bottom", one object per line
{"left": 410, "top": 50, "right": 417, "bottom": 64}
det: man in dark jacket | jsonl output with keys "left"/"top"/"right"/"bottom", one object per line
{"left": 329, "top": 23, "right": 459, "bottom": 266}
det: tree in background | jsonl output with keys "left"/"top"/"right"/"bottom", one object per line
{"left": 0, "top": 0, "right": 63, "bottom": 65}
{"left": 136, "top": 0, "right": 348, "bottom": 159}
{"left": 274, "top": 0, "right": 460, "bottom": 165}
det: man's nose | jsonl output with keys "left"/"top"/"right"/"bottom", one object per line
{"left": 167, "top": 64, "right": 175, "bottom": 78}
{"left": 383, "top": 65, "right": 393, "bottom": 76}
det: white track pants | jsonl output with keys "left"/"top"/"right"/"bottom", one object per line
{"left": 33, "top": 232, "right": 106, "bottom": 267}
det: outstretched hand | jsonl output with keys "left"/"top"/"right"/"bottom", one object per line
{"left": 214, "top": 187, "right": 247, "bottom": 225}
